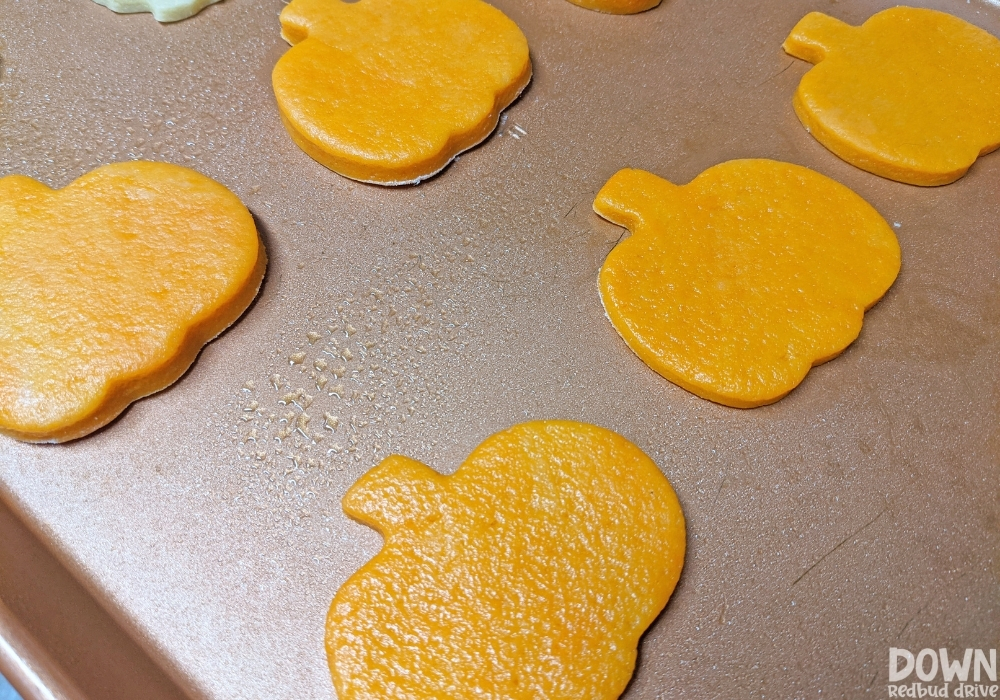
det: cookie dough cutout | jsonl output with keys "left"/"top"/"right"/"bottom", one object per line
{"left": 783, "top": 7, "right": 1000, "bottom": 186}
{"left": 273, "top": 0, "right": 532, "bottom": 185}
{"left": 328, "top": 420, "right": 686, "bottom": 699}
{"left": 0, "top": 162, "right": 266, "bottom": 442}
{"left": 594, "top": 160, "right": 900, "bottom": 408}
{"left": 91, "top": 0, "right": 222, "bottom": 22}
{"left": 565, "top": 0, "right": 659, "bottom": 15}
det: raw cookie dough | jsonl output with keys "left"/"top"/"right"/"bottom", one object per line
{"left": 565, "top": 0, "right": 659, "bottom": 15}
{"left": 328, "top": 420, "right": 686, "bottom": 699}
{"left": 272, "top": 0, "right": 532, "bottom": 185}
{"left": 783, "top": 7, "right": 1000, "bottom": 186}
{"left": 0, "top": 162, "right": 266, "bottom": 442}
{"left": 91, "top": 0, "right": 222, "bottom": 22}
{"left": 594, "top": 160, "right": 900, "bottom": 408}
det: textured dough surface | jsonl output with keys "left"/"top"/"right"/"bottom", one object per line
{"left": 593, "top": 160, "right": 900, "bottom": 408}
{"left": 91, "top": 0, "right": 222, "bottom": 22}
{"left": 783, "top": 7, "right": 1000, "bottom": 186}
{"left": 564, "top": 0, "right": 659, "bottom": 15}
{"left": 0, "top": 162, "right": 266, "bottom": 442}
{"left": 273, "top": 0, "right": 532, "bottom": 185}
{"left": 328, "top": 420, "right": 686, "bottom": 700}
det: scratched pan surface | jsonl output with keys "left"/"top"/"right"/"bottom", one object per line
{"left": 0, "top": 0, "right": 998, "bottom": 697}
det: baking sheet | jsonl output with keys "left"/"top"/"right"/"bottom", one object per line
{"left": 0, "top": 0, "right": 998, "bottom": 697}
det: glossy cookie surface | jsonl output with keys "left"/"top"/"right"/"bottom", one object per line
{"left": 594, "top": 160, "right": 900, "bottom": 408}
{"left": 784, "top": 7, "right": 1000, "bottom": 186}
{"left": 328, "top": 420, "right": 686, "bottom": 699}
{"left": 273, "top": 0, "right": 532, "bottom": 185}
{"left": 0, "top": 162, "right": 266, "bottom": 442}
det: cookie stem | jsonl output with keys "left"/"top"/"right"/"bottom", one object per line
{"left": 783, "top": 12, "right": 854, "bottom": 64}
{"left": 343, "top": 455, "right": 447, "bottom": 534}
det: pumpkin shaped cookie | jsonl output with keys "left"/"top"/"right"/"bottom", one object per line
{"left": 594, "top": 160, "right": 900, "bottom": 408}
{"left": 0, "top": 162, "right": 266, "bottom": 442}
{"left": 328, "top": 420, "right": 686, "bottom": 700}
{"left": 91, "top": 0, "right": 222, "bottom": 22}
{"left": 273, "top": 0, "right": 532, "bottom": 185}
{"left": 783, "top": 7, "right": 1000, "bottom": 186}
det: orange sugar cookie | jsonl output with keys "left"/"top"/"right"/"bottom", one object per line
{"left": 272, "top": 0, "right": 532, "bottom": 185}
{"left": 0, "top": 162, "right": 266, "bottom": 442}
{"left": 783, "top": 7, "right": 1000, "bottom": 186}
{"left": 594, "top": 160, "right": 900, "bottom": 408}
{"left": 327, "top": 420, "right": 686, "bottom": 699}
